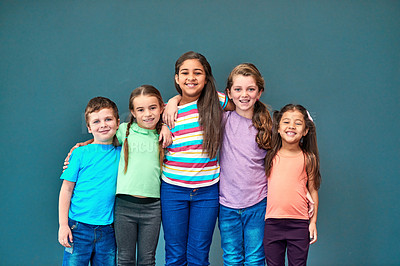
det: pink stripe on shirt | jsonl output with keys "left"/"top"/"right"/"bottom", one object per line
{"left": 173, "top": 127, "right": 202, "bottom": 137}
{"left": 178, "top": 108, "right": 198, "bottom": 118}
{"left": 164, "top": 160, "right": 218, "bottom": 169}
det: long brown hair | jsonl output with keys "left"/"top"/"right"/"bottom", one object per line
{"left": 123, "top": 85, "right": 165, "bottom": 173}
{"left": 225, "top": 63, "right": 272, "bottom": 149}
{"left": 265, "top": 104, "right": 321, "bottom": 190}
{"left": 174, "top": 51, "right": 222, "bottom": 159}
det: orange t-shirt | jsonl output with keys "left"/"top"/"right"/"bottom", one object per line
{"left": 266, "top": 151, "right": 309, "bottom": 220}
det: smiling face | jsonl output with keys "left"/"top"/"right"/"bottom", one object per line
{"left": 131, "top": 95, "right": 163, "bottom": 130}
{"left": 175, "top": 59, "right": 207, "bottom": 105}
{"left": 227, "top": 74, "right": 262, "bottom": 119}
{"left": 278, "top": 109, "right": 309, "bottom": 146}
{"left": 87, "top": 108, "right": 119, "bottom": 144}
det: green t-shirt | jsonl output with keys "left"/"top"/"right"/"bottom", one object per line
{"left": 116, "top": 122, "right": 161, "bottom": 198}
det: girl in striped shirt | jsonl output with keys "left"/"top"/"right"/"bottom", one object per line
{"left": 161, "top": 51, "right": 234, "bottom": 266}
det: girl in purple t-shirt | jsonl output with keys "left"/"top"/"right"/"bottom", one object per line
{"left": 218, "top": 63, "right": 272, "bottom": 266}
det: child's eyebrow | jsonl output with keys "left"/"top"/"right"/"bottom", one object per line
{"left": 180, "top": 68, "right": 204, "bottom": 72}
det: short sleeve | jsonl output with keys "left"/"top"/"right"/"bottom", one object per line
{"left": 218, "top": 91, "right": 228, "bottom": 109}
{"left": 116, "top": 123, "right": 127, "bottom": 145}
{"left": 60, "top": 149, "right": 82, "bottom": 182}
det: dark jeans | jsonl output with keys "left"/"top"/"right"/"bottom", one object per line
{"left": 114, "top": 196, "right": 161, "bottom": 266}
{"left": 161, "top": 181, "right": 219, "bottom": 266}
{"left": 264, "top": 219, "right": 310, "bottom": 266}
{"left": 62, "top": 218, "right": 116, "bottom": 266}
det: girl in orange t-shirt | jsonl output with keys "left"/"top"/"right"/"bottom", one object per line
{"left": 264, "top": 104, "right": 321, "bottom": 266}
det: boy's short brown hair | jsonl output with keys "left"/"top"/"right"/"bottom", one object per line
{"left": 84, "top": 96, "right": 119, "bottom": 126}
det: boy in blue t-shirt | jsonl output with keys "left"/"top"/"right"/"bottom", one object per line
{"left": 58, "top": 96, "right": 121, "bottom": 266}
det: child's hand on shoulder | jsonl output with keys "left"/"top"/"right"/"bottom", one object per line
{"left": 63, "top": 139, "right": 94, "bottom": 172}
{"left": 306, "top": 191, "right": 315, "bottom": 218}
{"left": 163, "top": 95, "right": 181, "bottom": 129}
{"left": 58, "top": 224, "right": 73, "bottom": 248}
{"left": 160, "top": 125, "right": 173, "bottom": 148}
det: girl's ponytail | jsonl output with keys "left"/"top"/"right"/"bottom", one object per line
{"left": 123, "top": 117, "right": 134, "bottom": 174}
{"left": 156, "top": 121, "right": 165, "bottom": 171}
{"left": 252, "top": 100, "right": 272, "bottom": 150}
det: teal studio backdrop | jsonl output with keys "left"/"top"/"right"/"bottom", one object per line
{"left": 1, "top": 1, "right": 399, "bottom": 265}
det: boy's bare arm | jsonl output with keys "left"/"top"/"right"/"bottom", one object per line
{"left": 58, "top": 180, "right": 75, "bottom": 248}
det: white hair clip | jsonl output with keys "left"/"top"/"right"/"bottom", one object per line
{"left": 306, "top": 110, "right": 313, "bottom": 122}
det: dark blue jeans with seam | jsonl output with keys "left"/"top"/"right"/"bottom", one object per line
{"left": 161, "top": 181, "right": 219, "bottom": 266}
{"left": 62, "top": 218, "right": 116, "bottom": 266}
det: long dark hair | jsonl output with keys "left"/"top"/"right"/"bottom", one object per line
{"left": 265, "top": 104, "right": 321, "bottom": 189}
{"left": 123, "top": 85, "right": 164, "bottom": 173}
{"left": 225, "top": 63, "right": 272, "bottom": 149}
{"left": 174, "top": 51, "right": 222, "bottom": 159}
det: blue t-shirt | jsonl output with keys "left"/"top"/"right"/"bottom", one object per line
{"left": 60, "top": 144, "right": 121, "bottom": 225}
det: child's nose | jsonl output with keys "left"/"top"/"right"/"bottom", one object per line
{"left": 187, "top": 73, "right": 195, "bottom": 81}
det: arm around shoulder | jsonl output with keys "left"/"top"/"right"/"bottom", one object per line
{"left": 224, "top": 98, "right": 235, "bottom": 111}
{"left": 163, "top": 94, "right": 181, "bottom": 129}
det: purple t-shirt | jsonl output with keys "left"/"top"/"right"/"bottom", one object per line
{"left": 219, "top": 111, "right": 268, "bottom": 209}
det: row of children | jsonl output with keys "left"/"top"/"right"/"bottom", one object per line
{"left": 58, "top": 51, "right": 321, "bottom": 266}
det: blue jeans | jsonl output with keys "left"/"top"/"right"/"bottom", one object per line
{"left": 62, "top": 218, "right": 116, "bottom": 266}
{"left": 161, "top": 181, "right": 219, "bottom": 266}
{"left": 219, "top": 199, "right": 266, "bottom": 266}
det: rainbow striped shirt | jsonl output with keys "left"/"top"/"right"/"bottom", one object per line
{"left": 162, "top": 92, "right": 228, "bottom": 188}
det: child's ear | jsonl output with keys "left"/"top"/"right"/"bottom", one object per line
{"left": 256, "top": 89, "right": 262, "bottom": 100}
{"left": 303, "top": 128, "right": 309, "bottom": 136}
{"left": 130, "top": 110, "right": 136, "bottom": 118}
{"left": 87, "top": 125, "right": 92, "bottom": 134}
{"left": 116, "top": 118, "right": 120, "bottom": 129}
{"left": 175, "top": 74, "right": 179, "bottom": 85}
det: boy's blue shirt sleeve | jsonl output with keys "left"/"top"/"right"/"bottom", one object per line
{"left": 60, "top": 148, "right": 82, "bottom": 182}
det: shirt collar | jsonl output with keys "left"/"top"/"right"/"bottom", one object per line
{"left": 131, "top": 122, "right": 157, "bottom": 135}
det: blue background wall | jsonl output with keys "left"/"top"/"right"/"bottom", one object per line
{"left": 1, "top": 1, "right": 399, "bottom": 265}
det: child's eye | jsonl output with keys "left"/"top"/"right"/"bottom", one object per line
{"left": 180, "top": 71, "right": 188, "bottom": 75}
{"left": 248, "top": 88, "right": 256, "bottom": 91}
{"left": 106, "top": 118, "right": 113, "bottom": 121}
{"left": 92, "top": 120, "right": 99, "bottom": 124}
{"left": 195, "top": 71, "right": 203, "bottom": 75}
{"left": 137, "top": 108, "right": 144, "bottom": 112}
{"left": 234, "top": 88, "right": 241, "bottom": 92}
